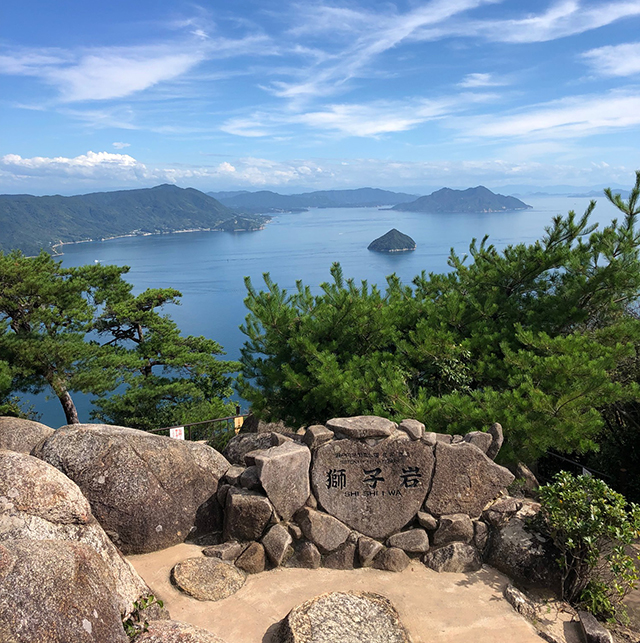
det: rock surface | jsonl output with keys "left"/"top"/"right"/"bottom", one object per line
{"left": 135, "top": 619, "right": 230, "bottom": 642}
{"left": 398, "top": 419, "right": 424, "bottom": 440}
{"left": 486, "top": 422, "right": 504, "bottom": 460}
{"left": 0, "top": 416, "right": 54, "bottom": 453}
{"left": 463, "top": 431, "right": 493, "bottom": 454}
{"left": 424, "top": 442, "right": 514, "bottom": 517}
{"left": 423, "top": 542, "right": 482, "bottom": 573}
{"left": 253, "top": 441, "right": 311, "bottom": 521}
{"left": 312, "top": 438, "right": 434, "bottom": 538}
{"left": 171, "top": 557, "right": 246, "bottom": 601}
{"left": 202, "top": 541, "right": 247, "bottom": 561}
{"left": 295, "top": 507, "right": 350, "bottom": 553}
{"left": 578, "top": 610, "right": 614, "bottom": 643}
{"left": 325, "top": 416, "right": 396, "bottom": 439}
{"left": 373, "top": 547, "right": 411, "bottom": 572}
{"left": 432, "top": 514, "right": 474, "bottom": 546}
{"left": 288, "top": 541, "right": 322, "bottom": 569}
{"left": 485, "top": 510, "right": 561, "bottom": 592}
{"left": 387, "top": 528, "right": 430, "bottom": 553}
{"left": 0, "top": 539, "right": 129, "bottom": 643}
{"left": 33, "top": 424, "right": 230, "bottom": 554}
{"left": 0, "top": 449, "right": 148, "bottom": 616}
{"left": 358, "top": 536, "right": 384, "bottom": 567}
{"left": 323, "top": 542, "right": 357, "bottom": 570}
{"left": 303, "top": 425, "right": 335, "bottom": 449}
{"left": 275, "top": 591, "right": 411, "bottom": 643}
{"left": 262, "top": 523, "right": 294, "bottom": 566}
{"left": 235, "top": 542, "right": 266, "bottom": 574}
{"left": 223, "top": 432, "right": 283, "bottom": 466}
{"left": 223, "top": 487, "right": 273, "bottom": 542}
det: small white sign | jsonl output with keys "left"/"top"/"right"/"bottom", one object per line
{"left": 170, "top": 426, "right": 185, "bottom": 440}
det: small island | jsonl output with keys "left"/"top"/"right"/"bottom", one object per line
{"left": 368, "top": 228, "right": 416, "bottom": 253}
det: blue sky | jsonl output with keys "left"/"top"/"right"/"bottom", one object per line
{"left": 1, "top": 0, "right": 640, "bottom": 194}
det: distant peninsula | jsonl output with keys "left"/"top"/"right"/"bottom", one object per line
{"left": 0, "top": 184, "right": 270, "bottom": 256}
{"left": 208, "top": 187, "right": 419, "bottom": 214}
{"left": 368, "top": 229, "right": 416, "bottom": 253}
{"left": 392, "top": 186, "right": 532, "bottom": 213}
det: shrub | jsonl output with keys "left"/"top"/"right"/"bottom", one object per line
{"left": 537, "top": 471, "right": 640, "bottom": 621}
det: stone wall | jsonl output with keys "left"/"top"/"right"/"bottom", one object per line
{"left": 215, "top": 415, "right": 516, "bottom": 573}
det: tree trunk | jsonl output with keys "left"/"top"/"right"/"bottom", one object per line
{"left": 50, "top": 376, "right": 80, "bottom": 425}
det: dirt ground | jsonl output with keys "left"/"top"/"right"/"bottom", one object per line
{"left": 128, "top": 543, "right": 582, "bottom": 643}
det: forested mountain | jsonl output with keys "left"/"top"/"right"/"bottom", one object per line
{"left": 0, "top": 184, "right": 268, "bottom": 256}
{"left": 392, "top": 186, "right": 531, "bottom": 213}
{"left": 209, "top": 187, "right": 418, "bottom": 213}
{"left": 368, "top": 228, "right": 416, "bottom": 252}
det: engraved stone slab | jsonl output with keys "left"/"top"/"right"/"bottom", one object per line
{"left": 311, "top": 438, "right": 434, "bottom": 539}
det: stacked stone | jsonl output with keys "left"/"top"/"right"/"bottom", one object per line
{"left": 205, "top": 415, "right": 514, "bottom": 579}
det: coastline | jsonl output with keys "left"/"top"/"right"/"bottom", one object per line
{"left": 49, "top": 224, "right": 268, "bottom": 256}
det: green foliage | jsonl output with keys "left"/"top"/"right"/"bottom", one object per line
{"left": 122, "top": 594, "right": 164, "bottom": 640}
{"left": 0, "top": 250, "right": 235, "bottom": 428}
{"left": 0, "top": 250, "right": 129, "bottom": 423}
{"left": 239, "top": 172, "right": 640, "bottom": 464}
{"left": 537, "top": 472, "right": 640, "bottom": 621}
{"left": 90, "top": 288, "right": 237, "bottom": 431}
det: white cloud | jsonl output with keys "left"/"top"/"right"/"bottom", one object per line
{"left": 458, "top": 72, "right": 508, "bottom": 88}
{"left": 458, "top": 90, "right": 640, "bottom": 139}
{"left": 582, "top": 42, "right": 640, "bottom": 77}
{"left": 1, "top": 150, "right": 632, "bottom": 193}
{"left": 112, "top": 142, "right": 131, "bottom": 149}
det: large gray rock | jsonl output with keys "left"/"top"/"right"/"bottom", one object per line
{"left": 275, "top": 591, "right": 411, "bottom": 643}
{"left": 0, "top": 449, "right": 148, "bottom": 616}
{"left": 223, "top": 432, "right": 285, "bottom": 466}
{"left": 171, "top": 557, "right": 246, "bottom": 601}
{"left": 0, "top": 416, "right": 54, "bottom": 454}
{"left": 202, "top": 541, "right": 247, "bottom": 562}
{"left": 463, "top": 431, "right": 493, "bottom": 454}
{"left": 32, "top": 424, "right": 230, "bottom": 554}
{"left": 323, "top": 542, "right": 357, "bottom": 570}
{"left": 223, "top": 487, "right": 273, "bottom": 542}
{"left": 311, "top": 438, "right": 434, "bottom": 539}
{"left": 387, "top": 528, "right": 430, "bottom": 553}
{"left": 303, "top": 425, "right": 334, "bottom": 449}
{"left": 0, "top": 539, "right": 129, "bottom": 643}
{"left": 326, "top": 416, "right": 397, "bottom": 439}
{"left": 424, "top": 442, "right": 514, "bottom": 517}
{"left": 253, "top": 441, "right": 311, "bottom": 521}
{"left": 432, "top": 514, "right": 474, "bottom": 546}
{"left": 358, "top": 536, "right": 384, "bottom": 567}
{"left": 373, "top": 547, "right": 411, "bottom": 572}
{"left": 486, "top": 422, "right": 504, "bottom": 460}
{"left": 578, "top": 610, "right": 614, "bottom": 643}
{"left": 136, "top": 620, "right": 230, "bottom": 642}
{"left": 295, "top": 507, "right": 350, "bottom": 553}
{"left": 485, "top": 510, "right": 561, "bottom": 592}
{"left": 423, "top": 542, "right": 482, "bottom": 573}
{"left": 262, "top": 523, "right": 294, "bottom": 567}
{"left": 287, "top": 541, "right": 322, "bottom": 569}
{"left": 235, "top": 542, "right": 266, "bottom": 574}
{"left": 398, "top": 419, "right": 424, "bottom": 440}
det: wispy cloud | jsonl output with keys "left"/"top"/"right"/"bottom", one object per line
{"left": 582, "top": 42, "right": 640, "bottom": 77}
{"left": 458, "top": 72, "right": 508, "bottom": 88}
{"left": 459, "top": 89, "right": 640, "bottom": 139}
{"left": 112, "top": 142, "right": 130, "bottom": 149}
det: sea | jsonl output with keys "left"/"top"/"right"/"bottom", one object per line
{"left": 28, "top": 195, "right": 624, "bottom": 427}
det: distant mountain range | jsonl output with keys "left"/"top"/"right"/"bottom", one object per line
{"left": 208, "top": 187, "right": 418, "bottom": 213}
{"left": 392, "top": 186, "right": 531, "bottom": 213}
{"left": 0, "top": 185, "right": 269, "bottom": 256}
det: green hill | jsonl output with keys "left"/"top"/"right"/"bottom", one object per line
{"left": 368, "top": 228, "right": 416, "bottom": 253}
{"left": 392, "top": 186, "right": 531, "bottom": 213}
{"left": 0, "top": 184, "right": 268, "bottom": 256}
{"left": 209, "top": 187, "right": 418, "bottom": 213}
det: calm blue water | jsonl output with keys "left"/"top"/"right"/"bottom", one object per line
{"left": 29, "top": 195, "right": 621, "bottom": 427}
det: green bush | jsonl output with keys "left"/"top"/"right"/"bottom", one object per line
{"left": 537, "top": 471, "right": 640, "bottom": 621}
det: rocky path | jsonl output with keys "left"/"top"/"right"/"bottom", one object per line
{"left": 128, "top": 543, "right": 573, "bottom": 643}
